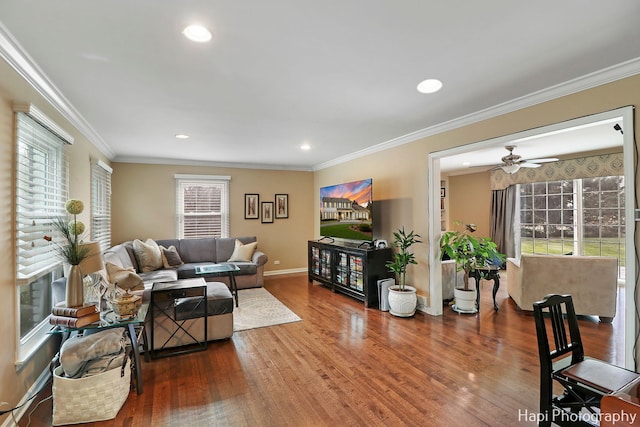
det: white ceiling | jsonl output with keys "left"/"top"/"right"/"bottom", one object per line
{"left": 439, "top": 117, "right": 624, "bottom": 174}
{"left": 0, "top": 1, "right": 639, "bottom": 171}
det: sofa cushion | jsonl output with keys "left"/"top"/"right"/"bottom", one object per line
{"left": 174, "top": 281, "right": 234, "bottom": 320}
{"left": 105, "top": 262, "right": 144, "bottom": 291}
{"left": 133, "top": 238, "right": 163, "bottom": 272}
{"left": 160, "top": 245, "right": 184, "bottom": 268}
{"left": 155, "top": 239, "right": 181, "bottom": 253}
{"left": 216, "top": 236, "right": 256, "bottom": 263}
{"left": 178, "top": 238, "right": 216, "bottom": 263}
{"left": 227, "top": 239, "right": 258, "bottom": 262}
{"left": 103, "top": 244, "right": 136, "bottom": 271}
{"left": 122, "top": 242, "right": 140, "bottom": 272}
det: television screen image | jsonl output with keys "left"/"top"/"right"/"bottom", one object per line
{"left": 320, "top": 178, "right": 373, "bottom": 241}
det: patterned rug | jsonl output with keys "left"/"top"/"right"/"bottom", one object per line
{"left": 233, "top": 288, "right": 302, "bottom": 332}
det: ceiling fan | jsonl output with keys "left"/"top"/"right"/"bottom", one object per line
{"left": 493, "top": 145, "right": 558, "bottom": 174}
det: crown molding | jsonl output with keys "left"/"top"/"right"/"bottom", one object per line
{"left": 2, "top": 18, "right": 638, "bottom": 170}
{"left": 114, "top": 155, "right": 313, "bottom": 172}
{"left": 0, "top": 22, "right": 114, "bottom": 159}
{"left": 313, "top": 57, "right": 640, "bottom": 171}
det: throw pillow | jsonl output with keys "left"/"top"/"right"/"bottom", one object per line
{"left": 105, "top": 262, "right": 144, "bottom": 291}
{"left": 160, "top": 245, "right": 184, "bottom": 268}
{"left": 132, "top": 238, "right": 163, "bottom": 272}
{"left": 227, "top": 239, "right": 258, "bottom": 262}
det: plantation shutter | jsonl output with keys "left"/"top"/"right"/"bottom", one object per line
{"left": 15, "top": 105, "right": 72, "bottom": 284}
{"left": 91, "top": 159, "right": 112, "bottom": 251}
{"left": 175, "top": 175, "right": 230, "bottom": 239}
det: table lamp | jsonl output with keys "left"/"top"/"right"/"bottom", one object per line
{"left": 78, "top": 241, "right": 105, "bottom": 306}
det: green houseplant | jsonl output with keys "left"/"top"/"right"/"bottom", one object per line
{"left": 439, "top": 222, "right": 504, "bottom": 312}
{"left": 44, "top": 199, "right": 91, "bottom": 307}
{"left": 385, "top": 227, "right": 421, "bottom": 317}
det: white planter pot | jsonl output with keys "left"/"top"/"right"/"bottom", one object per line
{"left": 452, "top": 287, "right": 477, "bottom": 314}
{"left": 387, "top": 285, "right": 417, "bottom": 317}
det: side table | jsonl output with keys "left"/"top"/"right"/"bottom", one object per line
{"left": 50, "top": 303, "right": 149, "bottom": 395}
{"left": 150, "top": 279, "right": 208, "bottom": 358}
{"left": 194, "top": 263, "right": 240, "bottom": 307}
{"left": 468, "top": 267, "right": 501, "bottom": 311}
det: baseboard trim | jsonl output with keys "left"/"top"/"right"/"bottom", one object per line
{"left": 1, "top": 365, "right": 51, "bottom": 427}
{"left": 264, "top": 268, "right": 307, "bottom": 277}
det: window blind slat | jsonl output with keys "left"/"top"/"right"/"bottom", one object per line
{"left": 176, "top": 178, "right": 229, "bottom": 239}
{"left": 15, "top": 112, "right": 68, "bottom": 284}
{"left": 91, "top": 160, "right": 111, "bottom": 251}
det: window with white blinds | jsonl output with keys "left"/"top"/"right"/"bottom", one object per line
{"left": 176, "top": 175, "right": 230, "bottom": 239}
{"left": 14, "top": 105, "right": 73, "bottom": 363}
{"left": 15, "top": 110, "right": 71, "bottom": 284}
{"left": 91, "top": 160, "right": 112, "bottom": 251}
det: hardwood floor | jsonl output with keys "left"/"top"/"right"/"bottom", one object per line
{"left": 19, "top": 273, "right": 623, "bottom": 427}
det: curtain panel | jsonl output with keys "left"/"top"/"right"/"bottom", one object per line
{"left": 489, "top": 186, "right": 517, "bottom": 259}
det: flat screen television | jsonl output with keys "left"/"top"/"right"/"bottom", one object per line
{"left": 319, "top": 178, "right": 373, "bottom": 242}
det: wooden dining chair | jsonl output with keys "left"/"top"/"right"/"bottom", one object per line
{"left": 532, "top": 294, "right": 640, "bottom": 427}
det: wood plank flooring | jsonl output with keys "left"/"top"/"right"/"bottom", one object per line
{"left": 18, "top": 272, "right": 624, "bottom": 427}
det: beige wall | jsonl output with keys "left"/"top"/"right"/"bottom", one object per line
{"left": 447, "top": 172, "right": 492, "bottom": 237}
{"left": 0, "top": 59, "right": 111, "bottom": 423}
{"left": 314, "top": 74, "right": 640, "bottom": 311}
{"left": 2, "top": 46, "right": 640, "bottom": 420}
{"left": 111, "top": 163, "right": 314, "bottom": 272}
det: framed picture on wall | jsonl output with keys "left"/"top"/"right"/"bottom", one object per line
{"left": 244, "top": 194, "right": 259, "bottom": 219}
{"left": 261, "top": 202, "right": 274, "bottom": 223}
{"left": 275, "top": 194, "right": 288, "bottom": 219}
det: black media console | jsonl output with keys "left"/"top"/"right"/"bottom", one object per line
{"left": 307, "top": 240, "right": 393, "bottom": 308}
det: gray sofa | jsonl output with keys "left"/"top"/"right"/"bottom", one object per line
{"left": 103, "top": 236, "right": 268, "bottom": 293}
{"left": 103, "top": 236, "right": 267, "bottom": 348}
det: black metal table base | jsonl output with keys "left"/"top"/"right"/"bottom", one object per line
{"left": 469, "top": 268, "right": 500, "bottom": 311}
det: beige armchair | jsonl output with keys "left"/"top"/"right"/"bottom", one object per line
{"left": 506, "top": 254, "right": 618, "bottom": 322}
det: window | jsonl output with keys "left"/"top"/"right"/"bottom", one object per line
{"left": 520, "top": 180, "right": 575, "bottom": 255}
{"left": 91, "top": 159, "right": 112, "bottom": 251}
{"left": 520, "top": 176, "right": 625, "bottom": 278}
{"left": 175, "top": 175, "right": 230, "bottom": 238}
{"left": 14, "top": 104, "right": 73, "bottom": 363}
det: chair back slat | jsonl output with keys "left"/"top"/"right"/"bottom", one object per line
{"left": 533, "top": 294, "right": 585, "bottom": 366}
{"left": 549, "top": 303, "right": 568, "bottom": 351}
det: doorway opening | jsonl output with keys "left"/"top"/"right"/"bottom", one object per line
{"left": 427, "top": 106, "right": 636, "bottom": 370}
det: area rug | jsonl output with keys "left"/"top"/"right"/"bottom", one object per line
{"left": 233, "top": 288, "right": 302, "bottom": 332}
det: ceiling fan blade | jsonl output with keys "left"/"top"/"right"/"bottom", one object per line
{"left": 526, "top": 157, "right": 558, "bottom": 164}
{"left": 520, "top": 162, "right": 541, "bottom": 168}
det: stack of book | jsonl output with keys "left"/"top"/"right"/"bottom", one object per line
{"left": 49, "top": 303, "right": 100, "bottom": 328}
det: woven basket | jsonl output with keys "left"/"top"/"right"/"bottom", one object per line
{"left": 52, "top": 359, "right": 131, "bottom": 425}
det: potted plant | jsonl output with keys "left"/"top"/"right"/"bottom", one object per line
{"left": 44, "top": 199, "right": 91, "bottom": 307}
{"left": 385, "top": 227, "right": 421, "bottom": 317}
{"left": 439, "top": 222, "right": 504, "bottom": 313}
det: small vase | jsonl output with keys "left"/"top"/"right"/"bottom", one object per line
{"left": 65, "top": 265, "right": 84, "bottom": 307}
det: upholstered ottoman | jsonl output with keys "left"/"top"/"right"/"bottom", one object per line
{"left": 148, "top": 279, "right": 233, "bottom": 351}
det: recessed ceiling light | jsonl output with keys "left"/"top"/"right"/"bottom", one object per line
{"left": 300, "top": 143, "right": 311, "bottom": 151}
{"left": 462, "top": 161, "right": 471, "bottom": 167}
{"left": 182, "top": 25, "right": 212, "bottom": 43}
{"left": 417, "top": 79, "right": 443, "bottom": 94}
{"left": 175, "top": 134, "right": 190, "bottom": 139}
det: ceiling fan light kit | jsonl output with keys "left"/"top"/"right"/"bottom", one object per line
{"left": 501, "top": 164, "right": 521, "bottom": 174}
{"left": 496, "top": 145, "right": 558, "bottom": 174}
